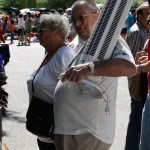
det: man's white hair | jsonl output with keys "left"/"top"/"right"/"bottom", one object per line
{"left": 71, "top": 0, "right": 100, "bottom": 12}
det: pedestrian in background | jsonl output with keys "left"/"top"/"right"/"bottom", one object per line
{"left": 17, "top": 13, "right": 25, "bottom": 46}
{"left": 0, "top": 23, "right": 5, "bottom": 43}
{"left": 127, "top": 8, "right": 136, "bottom": 31}
{"left": 138, "top": 1, "right": 150, "bottom": 149}
{"left": 9, "top": 19, "right": 15, "bottom": 44}
{"left": 24, "top": 12, "right": 33, "bottom": 46}
{"left": 125, "top": 2, "right": 149, "bottom": 150}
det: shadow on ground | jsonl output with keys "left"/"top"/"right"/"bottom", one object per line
{"left": 2, "top": 110, "right": 26, "bottom": 123}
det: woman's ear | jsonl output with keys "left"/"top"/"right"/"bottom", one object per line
{"left": 53, "top": 29, "right": 61, "bottom": 38}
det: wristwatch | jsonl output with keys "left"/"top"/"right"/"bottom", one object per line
{"left": 88, "top": 62, "right": 95, "bottom": 75}
{"left": 136, "top": 64, "right": 142, "bottom": 74}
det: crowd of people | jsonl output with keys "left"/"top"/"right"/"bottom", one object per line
{"left": 0, "top": 7, "right": 77, "bottom": 47}
{"left": 1, "top": 0, "right": 150, "bottom": 150}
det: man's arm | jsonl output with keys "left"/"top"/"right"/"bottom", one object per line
{"left": 62, "top": 58, "right": 136, "bottom": 83}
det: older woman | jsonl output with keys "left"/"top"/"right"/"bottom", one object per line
{"left": 26, "top": 14, "right": 75, "bottom": 150}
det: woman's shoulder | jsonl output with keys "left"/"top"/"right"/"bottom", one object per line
{"left": 56, "top": 45, "right": 76, "bottom": 58}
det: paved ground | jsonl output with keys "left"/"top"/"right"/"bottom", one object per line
{"left": 2, "top": 40, "right": 131, "bottom": 150}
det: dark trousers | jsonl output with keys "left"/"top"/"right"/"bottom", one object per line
{"left": 125, "top": 73, "right": 148, "bottom": 150}
{"left": 37, "top": 139, "right": 55, "bottom": 150}
{"left": 10, "top": 31, "right": 14, "bottom": 43}
{"left": 125, "top": 99, "right": 144, "bottom": 150}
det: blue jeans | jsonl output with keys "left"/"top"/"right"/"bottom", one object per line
{"left": 125, "top": 98, "right": 145, "bottom": 150}
{"left": 139, "top": 93, "right": 150, "bottom": 150}
{"left": 10, "top": 31, "right": 14, "bottom": 43}
{"left": 125, "top": 73, "right": 147, "bottom": 150}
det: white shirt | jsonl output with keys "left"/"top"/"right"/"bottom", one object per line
{"left": 69, "top": 36, "right": 86, "bottom": 53}
{"left": 27, "top": 45, "right": 76, "bottom": 143}
{"left": 54, "top": 37, "right": 135, "bottom": 144}
{"left": 18, "top": 17, "right": 25, "bottom": 29}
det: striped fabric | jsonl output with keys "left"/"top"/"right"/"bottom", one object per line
{"left": 126, "top": 22, "right": 149, "bottom": 55}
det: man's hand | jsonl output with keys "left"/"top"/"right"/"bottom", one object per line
{"left": 62, "top": 63, "right": 91, "bottom": 83}
{"left": 138, "top": 56, "right": 148, "bottom": 64}
{"left": 135, "top": 51, "right": 147, "bottom": 59}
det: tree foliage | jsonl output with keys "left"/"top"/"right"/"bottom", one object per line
{"left": 0, "top": 0, "right": 145, "bottom": 11}
{"left": 0, "top": 0, "right": 37, "bottom": 9}
{"left": 46, "top": 0, "right": 75, "bottom": 9}
{"left": 96, "top": 0, "right": 144, "bottom": 5}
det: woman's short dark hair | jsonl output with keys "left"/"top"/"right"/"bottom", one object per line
{"left": 26, "top": 12, "right": 31, "bottom": 18}
{"left": 19, "top": 13, "right": 22, "bottom": 18}
{"left": 11, "top": 19, "right": 14, "bottom": 24}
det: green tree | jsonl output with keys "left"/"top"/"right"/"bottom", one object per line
{"left": 95, "top": 0, "right": 144, "bottom": 5}
{"left": 26, "top": 0, "right": 37, "bottom": 8}
{"left": 46, "top": 0, "right": 75, "bottom": 9}
{"left": 0, "top": 0, "right": 38, "bottom": 9}
{"left": 0, "top": 0, "right": 146, "bottom": 12}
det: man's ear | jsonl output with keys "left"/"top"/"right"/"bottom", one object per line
{"left": 137, "top": 14, "right": 142, "bottom": 20}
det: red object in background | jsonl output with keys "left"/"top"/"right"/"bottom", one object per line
{"left": 0, "top": 29, "right": 5, "bottom": 43}
{"left": 30, "top": 32, "right": 35, "bottom": 37}
{"left": 68, "top": 34, "right": 73, "bottom": 42}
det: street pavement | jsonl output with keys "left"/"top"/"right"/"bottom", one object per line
{"left": 2, "top": 39, "right": 131, "bottom": 150}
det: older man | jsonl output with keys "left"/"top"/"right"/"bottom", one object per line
{"left": 54, "top": 1, "right": 136, "bottom": 150}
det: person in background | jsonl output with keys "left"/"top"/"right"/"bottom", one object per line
{"left": 9, "top": 19, "right": 15, "bottom": 44}
{"left": 125, "top": 2, "right": 149, "bottom": 150}
{"left": 24, "top": 12, "right": 33, "bottom": 46}
{"left": 120, "top": 20, "right": 127, "bottom": 39}
{"left": 32, "top": 14, "right": 39, "bottom": 33}
{"left": 147, "top": 15, "right": 150, "bottom": 29}
{"left": 54, "top": 1, "right": 136, "bottom": 150}
{"left": 26, "top": 13, "right": 75, "bottom": 150}
{"left": 0, "top": 23, "right": 5, "bottom": 43}
{"left": 127, "top": 8, "right": 136, "bottom": 31}
{"left": 3, "top": 14, "right": 8, "bottom": 33}
{"left": 17, "top": 13, "right": 25, "bottom": 46}
{"left": 49, "top": 9, "right": 57, "bottom": 14}
{"left": 57, "top": 8, "right": 64, "bottom": 15}
{"left": 138, "top": 1, "right": 150, "bottom": 149}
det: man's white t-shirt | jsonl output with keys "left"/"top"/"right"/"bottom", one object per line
{"left": 54, "top": 37, "right": 135, "bottom": 144}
